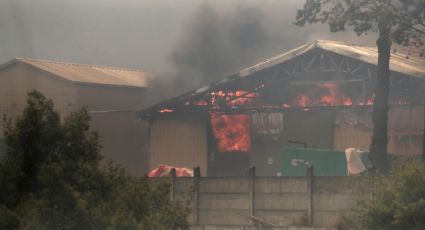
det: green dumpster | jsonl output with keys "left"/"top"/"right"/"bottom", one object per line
{"left": 282, "top": 148, "right": 371, "bottom": 176}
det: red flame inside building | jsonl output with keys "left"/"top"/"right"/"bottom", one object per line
{"left": 211, "top": 90, "right": 257, "bottom": 107}
{"left": 159, "top": 108, "right": 174, "bottom": 113}
{"left": 209, "top": 90, "right": 255, "bottom": 153}
{"left": 211, "top": 113, "right": 251, "bottom": 153}
{"left": 290, "top": 82, "right": 357, "bottom": 107}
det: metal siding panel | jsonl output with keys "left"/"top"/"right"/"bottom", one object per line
{"left": 334, "top": 125, "right": 372, "bottom": 151}
{"left": 282, "top": 110, "right": 334, "bottom": 149}
{"left": 251, "top": 113, "right": 285, "bottom": 176}
{"left": 333, "top": 110, "right": 372, "bottom": 151}
{"left": 334, "top": 106, "right": 424, "bottom": 155}
{"left": 388, "top": 106, "right": 424, "bottom": 155}
{"left": 150, "top": 118, "right": 207, "bottom": 175}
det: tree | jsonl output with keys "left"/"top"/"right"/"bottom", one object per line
{"left": 295, "top": 0, "right": 425, "bottom": 173}
{"left": 0, "top": 91, "right": 190, "bottom": 229}
{"left": 347, "top": 160, "right": 425, "bottom": 229}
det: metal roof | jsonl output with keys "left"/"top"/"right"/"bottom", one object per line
{"left": 138, "top": 40, "right": 425, "bottom": 118}
{"left": 240, "top": 40, "right": 425, "bottom": 79}
{"left": 10, "top": 58, "right": 151, "bottom": 88}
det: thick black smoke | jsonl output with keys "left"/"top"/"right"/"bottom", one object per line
{"left": 172, "top": 3, "right": 270, "bottom": 88}
{"left": 0, "top": 0, "right": 377, "bottom": 106}
{"left": 147, "top": 1, "right": 377, "bottom": 104}
{"left": 148, "top": 3, "right": 274, "bottom": 102}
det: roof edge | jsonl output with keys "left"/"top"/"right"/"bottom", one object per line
{"left": 2, "top": 58, "right": 151, "bottom": 88}
{"left": 14, "top": 57, "right": 148, "bottom": 73}
{"left": 138, "top": 40, "right": 425, "bottom": 118}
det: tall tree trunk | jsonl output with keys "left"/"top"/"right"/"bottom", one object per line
{"left": 370, "top": 26, "right": 391, "bottom": 174}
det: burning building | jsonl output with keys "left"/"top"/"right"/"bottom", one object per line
{"left": 139, "top": 40, "right": 425, "bottom": 177}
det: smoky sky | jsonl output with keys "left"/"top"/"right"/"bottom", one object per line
{"left": 0, "top": 0, "right": 377, "bottom": 103}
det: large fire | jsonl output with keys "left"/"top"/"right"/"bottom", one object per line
{"left": 290, "top": 82, "right": 354, "bottom": 107}
{"left": 211, "top": 113, "right": 251, "bottom": 153}
{"left": 209, "top": 90, "right": 255, "bottom": 153}
{"left": 281, "top": 81, "right": 372, "bottom": 108}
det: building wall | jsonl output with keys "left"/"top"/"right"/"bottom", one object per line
{"left": 90, "top": 112, "right": 149, "bottom": 176}
{"left": 0, "top": 63, "right": 77, "bottom": 159}
{"left": 251, "top": 110, "right": 335, "bottom": 177}
{"left": 334, "top": 106, "right": 424, "bottom": 155}
{"left": 150, "top": 116, "right": 207, "bottom": 175}
{"left": 76, "top": 84, "right": 149, "bottom": 176}
{"left": 388, "top": 106, "right": 424, "bottom": 155}
{"left": 0, "top": 63, "right": 149, "bottom": 176}
{"left": 150, "top": 106, "right": 423, "bottom": 177}
{"left": 334, "top": 109, "right": 372, "bottom": 151}
{"left": 0, "top": 63, "right": 77, "bottom": 136}
{"left": 75, "top": 84, "right": 146, "bottom": 111}
{"left": 0, "top": 63, "right": 78, "bottom": 114}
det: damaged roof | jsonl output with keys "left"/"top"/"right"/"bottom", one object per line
{"left": 2, "top": 58, "right": 151, "bottom": 88}
{"left": 139, "top": 40, "right": 425, "bottom": 117}
{"left": 240, "top": 40, "right": 425, "bottom": 78}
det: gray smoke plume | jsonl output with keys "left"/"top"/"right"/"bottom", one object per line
{"left": 147, "top": 1, "right": 377, "bottom": 103}
{"left": 0, "top": 0, "right": 377, "bottom": 106}
{"left": 170, "top": 3, "right": 269, "bottom": 90}
{"left": 148, "top": 3, "right": 275, "bottom": 102}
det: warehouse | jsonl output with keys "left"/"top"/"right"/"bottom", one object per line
{"left": 0, "top": 58, "right": 151, "bottom": 176}
{"left": 139, "top": 40, "right": 425, "bottom": 177}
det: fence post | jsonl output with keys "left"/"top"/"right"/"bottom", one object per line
{"left": 193, "top": 167, "right": 200, "bottom": 226}
{"left": 368, "top": 167, "right": 376, "bottom": 200}
{"left": 306, "top": 165, "right": 314, "bottom": 226}
{"left": 249, "top": 166, "right": 256, "bottom": 222}
{"left": 170, "top": 168, "right": 176, "bottom": 201}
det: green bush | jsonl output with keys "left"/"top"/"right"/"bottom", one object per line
{"left": 0, "top": 91, "right": 189, "bottom": 229}
{"left": 346, "top": 160, "right": 425, "bottom": 230}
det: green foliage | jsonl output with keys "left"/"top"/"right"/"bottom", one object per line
{"left": 296, "top": 0, "right": 425, "bottom": 55}
{"left": 345, "top": 160, "right": 425, "bottom": 229}
{"left": 0, "top": 91, "right": 190, "bottom": 229}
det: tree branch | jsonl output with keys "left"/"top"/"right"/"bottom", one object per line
{"left": 409, "top": 24, "right": 425, "bottom": 34}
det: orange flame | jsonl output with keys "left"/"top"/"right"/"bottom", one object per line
{"left": 343, "top": 97, "right": 353, "bottom": 106}
{"left": 159, "top": 108, "right": 174, "bottom": 113}
{"left": 210, "top": 90, "right": 257, "bottom": 107}
{"left": 319, "top": 82, "right": 338, "bottom": 105}
{"left": 359, "top": 98, "right": 374, "bottom": 106}
{"left": 289, "top": 82, "right": 362, "bottom": 107}
{"left": 211, "top": 113, "right": 251, "bottom": 153}
{"left": 194, "top": 100, "right": 208, "bottom": 106}
{"left": 297, "top": 95, "right": 310, "bottom": 107}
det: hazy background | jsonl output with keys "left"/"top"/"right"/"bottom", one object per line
{"left": 0, "top": 0, "right": 377, "bottom": 101}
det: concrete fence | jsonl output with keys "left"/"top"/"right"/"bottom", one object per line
{"left": 151, "top": 166, "right": 369, "bottom": 229}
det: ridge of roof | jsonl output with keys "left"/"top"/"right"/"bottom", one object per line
{"left": 240, "top": 40, "right": 425, "bottom": 78}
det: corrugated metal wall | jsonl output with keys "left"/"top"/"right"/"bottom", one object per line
{"left": 334, "top": 106, "right": 424, "bottom": 155}
{"left": 334, "top": 109, "right": 372, "bottom": 151}
{"left": 334, "top": 125, "right": 372, "bottom": 151}
{"left": 282, "top": 110, "right": 335, "bottom": 149}
{"left": 150, "top": 117, "right": 207, "bottom": 175}
{"left": 250, "top": 110, "right": 335, "bottom": 177}
{"left": 251, "top": 113, "right": 285, "bottom": 176}
{"left": 388, "top": 106, "right": 424, "bottom": 155}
